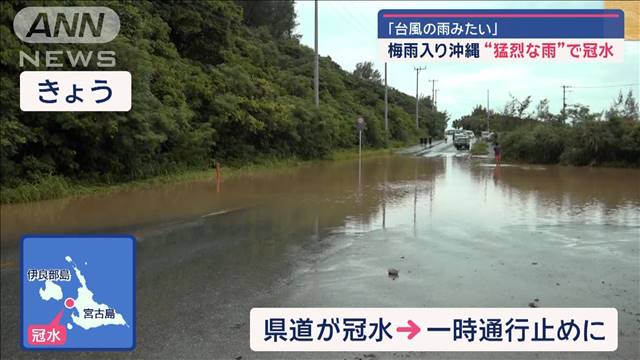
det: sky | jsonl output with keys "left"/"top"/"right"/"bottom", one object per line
{"left": 294, "top": 1, "right": 640, "bottom": 121}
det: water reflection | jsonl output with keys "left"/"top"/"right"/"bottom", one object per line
{"left": 468, "top": 163, "right": 640, "bottom": 227}
{"left": 1, "top": 156, "right": 638, "bottom": 253}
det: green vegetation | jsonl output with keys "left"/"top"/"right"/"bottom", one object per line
{"left": 454, "top": 92, "right": 640, "bottom": 166}
{"left": 470, "top": 141, "right": 488, "bottom": 156}
{"left": 0, "top": 1, "right": 448, "bottom": 203}
{"left": 0, "top": 146, "right": 401, "bottom": 204}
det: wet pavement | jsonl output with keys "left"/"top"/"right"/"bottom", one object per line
{"left": 1, "top": 143, "right": 639, "bottom": 359}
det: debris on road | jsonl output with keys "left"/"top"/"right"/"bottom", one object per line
{"left": 388, "top": 268, "right": 399, "bottom": 279}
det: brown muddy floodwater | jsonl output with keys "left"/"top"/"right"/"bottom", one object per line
{"left": 1, "top": 151, "right": 639, "bottom": 360}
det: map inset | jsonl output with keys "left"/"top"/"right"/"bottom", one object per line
{"left": 21, "top": 235, "right": 135, "bottom": 350}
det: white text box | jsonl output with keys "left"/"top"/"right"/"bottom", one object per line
{"left": 20, "top": 71, "right": 131, "bottom": 112}
{"left": 251, "top": 307, "right": 618, "bottom": 352}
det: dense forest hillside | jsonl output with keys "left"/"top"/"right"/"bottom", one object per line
{"left": 0, "top": 0, "right": 447, "bottom": 190}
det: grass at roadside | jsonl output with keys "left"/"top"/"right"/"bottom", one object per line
{"left": 0, "top": 146, "right": 404, "bottom": 205}
{"left": 470, "top": 141, "right": 489, "bottom": 156}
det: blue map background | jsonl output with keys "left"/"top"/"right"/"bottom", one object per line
{"left": 21, "top": 235, "right": 135, "bottom": 350}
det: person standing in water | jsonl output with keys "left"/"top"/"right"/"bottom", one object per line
{"left": 493, "top": 142, "right": 501, "bottom": 166}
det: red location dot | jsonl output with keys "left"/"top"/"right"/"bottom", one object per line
{"left": 64, "top": 297, "right": 75, "bottom": 309}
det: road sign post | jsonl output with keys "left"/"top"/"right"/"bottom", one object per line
{"left": 356, "top": 117, "right": 366, "bottom": 188}
{"left": 356, "top": 117, "right": 366, "bottom": 159}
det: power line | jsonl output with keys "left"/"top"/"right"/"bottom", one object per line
{"left": 570, "top": 83, "right": 639, "bottom": 89}
{"left": 330, "top": 2, "right": 373, "bottom": 39}
{"left": 561, "top": 85, "right": 572, "bottom": 115}
{"left": 333, "top": 2, "right": 373, "bottom": 37}
{"left": 326, "top": 2, "right": 377, "bottom": 67}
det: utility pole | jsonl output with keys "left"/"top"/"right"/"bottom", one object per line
{"left": 384, "top": 62, "right": 388, "bottom": 132}
{"left": 561, "top": 85, "right": 572, "bottom": 116}
{"left": 429, "top": 79, "right": 438, "bottom": 108}
{"left": 486, "top": 89, "right": 490, "bottom": 131}
{"left": 434, "top": 89, "right": 440, "bottom": 110}
{"left": 414, "top": 66, "right": 426, "bottom": 129}
{"left": 314, "top": 0, "right": 319, "bottom": 108}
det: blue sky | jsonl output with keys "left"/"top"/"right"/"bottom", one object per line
{"left": 294, "top": 1, "right": 640, "bottom": 121}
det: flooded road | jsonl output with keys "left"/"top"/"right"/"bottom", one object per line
{"left": 1, "top": 149, "right": 639, "bottom": 359}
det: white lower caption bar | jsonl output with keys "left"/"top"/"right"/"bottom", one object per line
{"left": 378, "top": 38, "right": 623, "bottom": 63}
{"left": 20, "top": 71, "right": 131, "bottom": 112}
{"left": 250, "top": 308, "right": 617, "bottom": 352}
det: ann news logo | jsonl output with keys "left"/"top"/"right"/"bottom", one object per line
{"left": 13, "top": 7, "right": 119, "bottom": 68}
{"left": 13, "top": 6, "right": 119, "bottom": 43}
{"left": 13, "top": 6, "right": 131, "bottom": 112}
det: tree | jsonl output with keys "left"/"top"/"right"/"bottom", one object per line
{"left": 1, "top": 0, "right": 431, "bottom": 197}
{"left": 605, "top": 90, "right": 638, "bottom": 121}
{"left": 237, "top": 0, "right": 297, "bottom": 39}
{"left": 156, "top": 1, "right": 243, "bottom": 65}
{"left": 623, "top": 90, "right": 639, "bottom": 121}
{"left": 535, "top": 98, "right": 553, "bottom": 121}
{"left": 503, "top": 93, "right": 532, "bottom": 118}
{"left": 566, "top": 104, "right": 599, "bottom": 125}
{"left": 353, "top": 62, "right": 381, "bottom": 83}
{"left": 417, "top": 96, "right": 447, "bottom": 137}
{"left": 607, "top": 90, "right": 625, "bottom": 119}
{"left": 470, "top": 105, "right": 488, "bottom": 116}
